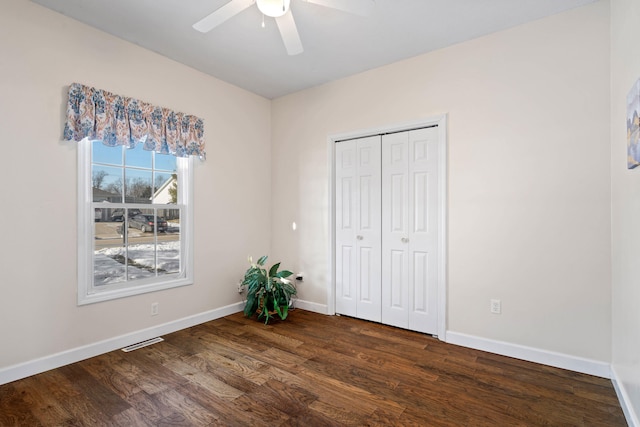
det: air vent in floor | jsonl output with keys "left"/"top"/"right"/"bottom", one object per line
{"left": 121, "top": 337, "right": 164, "bottom": 352}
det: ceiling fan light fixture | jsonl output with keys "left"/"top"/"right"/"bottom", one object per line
{"left": 256, "top": 0, "right": 290, "bottom": 18}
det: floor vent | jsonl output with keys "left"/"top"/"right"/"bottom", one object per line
{"left": 121, "top": 337, "right": 164, "bottom": 352}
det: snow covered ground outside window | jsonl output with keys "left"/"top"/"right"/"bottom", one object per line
{"left": 94, "top": 241, "right": 180, "bottom": 285}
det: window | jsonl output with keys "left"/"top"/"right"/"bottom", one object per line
{"left": 78, "top": 138, "right": 193, "bottom": 305}
{"left": 64, "top": 83, "right": 203, "bottom": 304}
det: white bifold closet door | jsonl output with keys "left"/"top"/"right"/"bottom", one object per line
{"left": 381, "top": 127, "right": 439, "bottom": 334}
{"left": 335, "top": 127, "right": 439, "bottom": 334}
{"left": 335, "top": 136, "right": 382, "bottom": 322}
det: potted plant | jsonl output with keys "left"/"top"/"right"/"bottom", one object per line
{"left": 242, "top": 255, "right": 296, "bottom": 324}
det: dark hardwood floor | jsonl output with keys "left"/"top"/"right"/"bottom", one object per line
{"left": 0, "top": 310, "right": 626, "bottom": 426}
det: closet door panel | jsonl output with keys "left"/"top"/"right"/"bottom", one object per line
{"left": 382, "top": 133, "right": 410, "bottom": 329}
{"left": 390, "top": 250, "right": 407, "bottom": 308}
{"left": 412, "top": 251, "right": 429, "bottom": 313}
{"left": 407, "top": 127, "right": 439, "bottom": 334}
{"left": 354, "top": 137, "right": 382, "bottom": 322}
{"left": 335, "top": 136, "right": 381, "bottom": 322}
{"left": 335, "top": 141, "right": 357, "bottom": 317}
{"left": 382, "top": 127, "right": 439, "bottom": 334}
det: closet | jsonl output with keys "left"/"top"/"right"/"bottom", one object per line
{"left": 335, "top": 126, "right": 441, "bottom": 334}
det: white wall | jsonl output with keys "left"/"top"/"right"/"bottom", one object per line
{"left": 611, "top": 0, "right": 640, "bottom": 422}
{"left": 0, "top": 0, "right": 271, "bottom": 370}
{"left": 271, "top": 1, "right": 611, "bottom": 362}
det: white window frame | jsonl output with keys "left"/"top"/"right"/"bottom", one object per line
{"left": 77, "top": 138, "right": 194, "bottom": 305}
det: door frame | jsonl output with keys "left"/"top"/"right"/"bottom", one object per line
{"left": 327, "top": 114, "right": 448, "bottom": 340}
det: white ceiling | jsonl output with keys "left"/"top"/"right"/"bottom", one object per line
{"left": 32, "top": 0, "right": 597, "bottom": 99}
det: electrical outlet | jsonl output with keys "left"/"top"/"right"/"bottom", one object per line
{"left": 490, "top": 299, "right": 501, "bottom": 314}
{"left": 237, "top": 281, "right": 245, "bottom": 293}
{"left": 151, "top": 302, "right": 159, "bottom": 316}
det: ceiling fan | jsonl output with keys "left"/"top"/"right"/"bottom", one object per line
{"left": 192, "top": 0, "right": 374, "bottom": 56}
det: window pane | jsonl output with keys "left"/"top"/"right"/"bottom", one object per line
{"left": 129, "top": 210, "right": 156, "bottom": 233}
{"left": 153, "top": 173, "right": 177, "bottom": 204}
{"left": 155, "top": 173, "right": 170, "bottom": 190}
{"left": 125, "top": 144, "right": 152, "bottom": 169}
{"left": 125, "top": 239, "right": 157, "bottom": 281}
{"left": 158, "top": 210, "right": 180, "bottom": 275}
{"left": 125, "top": 169, "right": 153, "bottom": 203}
{"left": 93, "top": 217, "right": 126, "bottom": 285}
{"left": 92, "top": 165, "right": 123, "bottom": 202}
{"left": 93, "top": 141, "right": 123, "bottom": 166}
{"left": 126, "top": 208, "right": 155, "bottom": 281}
{"left": 155, "top": 152, "right": 177, "bottom": 172}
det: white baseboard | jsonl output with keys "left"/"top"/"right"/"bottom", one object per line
{"left": 446, "top": 331, "right": 611, "bottom": 378}
{"left": 0, "top": 302, "right": 244, "bottom": 386}
{"left": 611, "top": 365, "right": 640, "bottom": 427}
{"left": 292, "top": 299, "right": 328, "bottom": 314}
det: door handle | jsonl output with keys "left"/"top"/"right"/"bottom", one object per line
{"left": 356, "top": 235, "right": 364, "bottom": 240}
{"left": 401, "top": 237, "right": 409, "bottom": 243}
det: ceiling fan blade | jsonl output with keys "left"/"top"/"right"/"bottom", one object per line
{"left": 302, "top": 0, "right": 374, "bottom": 16}
{"left": 275, "top": 11, "right": 303, "bottom": 56}
{"left": 193, "top": 0, "right": 255, "bottom": 33}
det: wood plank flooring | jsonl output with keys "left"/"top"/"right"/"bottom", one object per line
{"left": 0, "top": 310, "right": 626, "bottom": 426}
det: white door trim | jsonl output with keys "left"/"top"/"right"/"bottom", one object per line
{"left": 327, "top": 114, "right": 448, "bottom": 340}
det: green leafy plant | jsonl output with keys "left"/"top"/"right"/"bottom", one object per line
{"left": 242, "top": 255, "right": 296, "bottom": 324}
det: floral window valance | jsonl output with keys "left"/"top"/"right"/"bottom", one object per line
{"left": 63, "top": 83, "right": 206, "bottom": 159}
